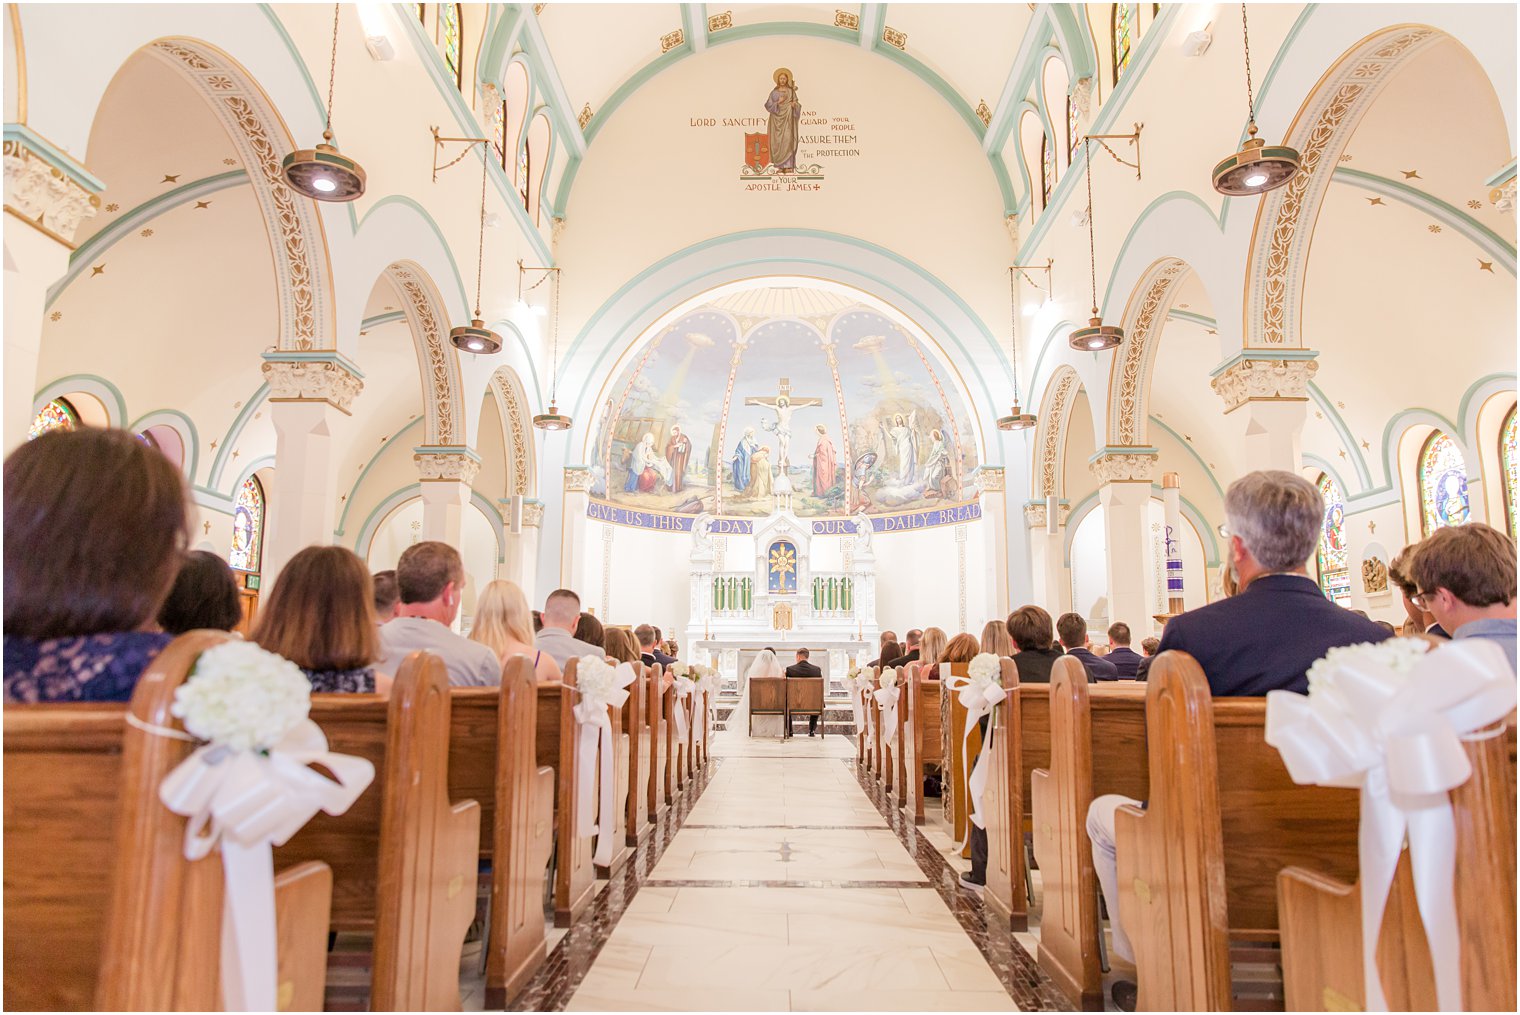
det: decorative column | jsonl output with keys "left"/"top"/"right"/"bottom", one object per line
{"left": 1161, "top": 473, "right": 1185, "bottom": 618}
{"left": 261, "top": 352, "right": 364, "bottom": 584}
{"left": 1023, "top": 499, "right": 1070, "bottom": 614}
{"left": 413, "top": 446, "right": 480, "bottom": 548}
{"left": 1210, "top": 351, "right": 1319, "bottom": 473}
{"left": 3, "top": 129, "right": 102, "bottom": 450}
{"left": 560, "top": 466, "right": 593, "bottom": 593}
{"left": 1091, "top": 448, "right": 1159, "bottom": 634}
{"left": 520, "top": 499, "right": 544, "bottom": 597}
{"left": 976, "top": 467, "right": 1010, "bottom": 620}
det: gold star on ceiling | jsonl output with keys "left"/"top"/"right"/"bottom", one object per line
{"left": 1361, "top": 440, "right": 1370, "bottom": 451}
{"left": 1336, "top": 401, "right": 1345, "bottom": 409}
{"left": 49, "top": 311, "right": 62, "bottom": 322}
{"left": 1315, "top": 411, "right": 1324, "bottom": 419}
{"left": 1468, "top": 199, "right": 1483, "bottom": 210}
{"left": 194, "top": 200, "right": 212, "bottom": 209}
{"left": 90, "top": 264, "right": 105, "bottom": 277}
{"left": 139, "top": 228, "right": 154, "bottom": 237}
{"left": 339, "top": 494, "right": 347, "bottom": 503}
{"left": 1428, "top": 224, "right": 1442, "bottom": 234}
{"left": 1183, "top": 434, "right": 1193, "bottom": 443}
{"left": 1478, "top": 259, "right": 1495, "bottom": 273}
{"left": 254, "top": 412, "right": 261, "bottom": 420}
{"left": 161, "top": 174, "right": 180, "bottom": 183}
{"left": 210, "top": 439, "right": 219, "bottom": 450}
{"left": 1338, "top": 449, "right": 1347, "bottom": 459}
{"left": 104, "top": 202, "right": 119, "bottom": 213}
{"left": 1401, "top": 169, "right": 1421, "bottom": 180}
{"left": 1367, "top": 197, "right": 1385, "bottom": 206}
{"left": 232, "top": 450, "right": 240, "bottom": 459}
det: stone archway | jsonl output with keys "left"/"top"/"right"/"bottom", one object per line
{"left": 489, "top": 365, "right": 536, "bottom": 497}
{"left": 1032, "top": 365, "right": 1082, "bottom": 501}
{"left": 383, "top": 261, "right": 466, "bottom": 447}
{"left": 1106, "top": 257, "right": 1189, "bottom": 447}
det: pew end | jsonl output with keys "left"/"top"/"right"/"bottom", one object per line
{"left": 273, "top": 861, "right": 335, "bottom": 1014}
{"left": 983, "top": 658, "right": 1029, "bottom": 934}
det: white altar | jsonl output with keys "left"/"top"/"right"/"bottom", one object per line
{"left": 683, "top": 508, "right": 879, "bottom": 694}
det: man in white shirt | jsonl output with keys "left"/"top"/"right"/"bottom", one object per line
{"left": 536, "top": 589, "right": 605, "bottom": 668}
{"left": 379, "top": 541, "right": 501, "bottom": 686}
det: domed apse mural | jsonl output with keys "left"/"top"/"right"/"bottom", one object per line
{"left": 589, "top": 284, "right": 980, "bottom": 519}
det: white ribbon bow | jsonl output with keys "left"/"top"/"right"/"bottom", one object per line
{"left": 158, "top": 719, "right": 374, "bottom": 1012}
{"left": 671, "top": 676, "right": 695, "bottom": 740}
{"left": 873, "top": 684, "right": 901, "bottom": 755}
{"left": 853, "top": 675, "right": 876, "bottom": 747}
{"left": 573, "top": 661, "right": 636, "bottom": 868}
{"left": 1266, "top": 638, "right": 1516, "bottom": 1011}
{"left": 945, "top": 674, "right": 1007, "bottom": 834}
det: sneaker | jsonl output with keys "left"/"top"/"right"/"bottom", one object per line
{"left": 957, "top": 873, "right": 984, "bottom": 897}
{"left": 1112, "top": 980, "right": 1138, "bottom": 1012}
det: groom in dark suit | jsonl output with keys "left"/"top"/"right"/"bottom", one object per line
{"left": 785, "top": 648, "right": 823, "bottom": 736}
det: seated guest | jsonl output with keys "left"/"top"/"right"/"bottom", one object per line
{"left": 605, "top": 627, "right": 640, "bottom": 666}
{"left": 574, "top": 611, "right": 605, "bottom": 651}
{"left": 158, "top": 550, "right": 243, "bottom": 634}
{"left": 254, "top": 546, "right": 392, "bottom": 694}
{"left": 635, "top": 624, "right": 660, "bottom": 666}
{"left": 651, "top": 625, "right": 677, "bottom": 667}
{"left": 1089, "top": 470, "right": 1390, "bottom": 1010}
{"left": 785, "top": 648, "right": 824, "bottom": 736}
{"left": 1140, "top": 636, "right": 1159, "bottom": 657}
{"left": 533, "top": 610, "right": 543, "bottom": 633}
{"left": 875, "top": 640, "right": 903, "bottom": 674}
{"left": 919, "top": 633, "right": 992, "bottom": 896}
{"left": 869, "top": 629, "right": 899, "bottom": 667}
{"left": 1006, "top": 606, "right": 1064, "bottom": 683}
{"left": 980, "top": 619, "right": 1013, "bottom": 657}
{"left": 922, "top": 630, "right": 974, "bottom": 680}
{"left": 1408, "top": 522, "right": 1517, "bottom": 671}
{"left": 535, "top": 589, "right": 605, "bottom": 667}
{"left": 379, "top": 541, "right": 500, "bottom": 686}
{"left": 1389, "top": 547, "right": 1449, "bottom": 638}
{"left": 1135, "top": 634, "right": 1162, "bottom": 681}
{"left": 470, "top": 579, "right": 562, "bottom": 682}
{"left": 5, "top": 429, "right": 188, "bottom": 703}
{"left": 1104, "top": 623, "right": 1143, "bottom": 678}
{"left": 1374, "top": 620, "right": 1397, "bottom": 635}
{"left": 1058, "top": 612, "right": 1118, "bottom": 681}
{"left": 916, "top": 628, "right": 946, "bottom": 675}
{"left": 886, "top": 628, "right": 923, "bottom": 668}
{"left": 372, "top": 569, "right": 400, "bottom": 625}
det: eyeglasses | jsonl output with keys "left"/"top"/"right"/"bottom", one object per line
{"left": 1217, "top": 523, "right": 1232, "bottom": 540}
{"left": 1411, "top": 590, "right": 1436, "bottom": 611}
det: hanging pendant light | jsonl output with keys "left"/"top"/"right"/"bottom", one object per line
{"left": 532, "top": 264, "right": 573, "bottom": 430}
{"left": 1070, "top": 138, "right": 1124, "bottom": 352}
{"left": 1212, "top": 4, "right": 1300, "bottom": 196}
{"left": 282, "top": 5, "right": 367, "bottom": 201}
{"left": 997, "top": 267, "right": 1038, "bottom": 431}
{"left": 449, "top": 153, "right": 503, "bottom": 355}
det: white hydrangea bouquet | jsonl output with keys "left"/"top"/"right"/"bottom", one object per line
{"left": 157, "top": 640, "right": 375, "bottom": 1011}
{"left": 1266, "top": 636, "right": 1516, "bottom": 1012}
{"left": 947, "top": 652, "right": 1008, "bottom": 832}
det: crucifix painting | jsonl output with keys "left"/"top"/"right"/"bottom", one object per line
{"left": 745, "top": 377, "right": 822, "bottom": 468}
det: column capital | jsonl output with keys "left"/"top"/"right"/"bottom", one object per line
{"left": 1487, "top": 160, "right": 1516, "bottom": 212}
{"left": 3, "top": 126, "right": 103, "bottom": 245}
{"left": 522, "top": 499, "right": 546, "bottom": 528}
{"left": 563, "top": 466, "right": 594, "bottom": 492}
{"left": 974, "top": 465, "right": 1005, "bottom": 493}
{"left": 413, "top": 445, "right": 480, "bottom": 484}
{"left": 261, "top": 351, "right": 365, "bottom": 413}
{"left": 1022, "top": 500, "right": 1070, "bottom": 529}
{"left": 1209, "top": 350, "right": 1319, "bottom": 412}
{"left": 1089, "top": 447, "right": 1160, "bottom": 485}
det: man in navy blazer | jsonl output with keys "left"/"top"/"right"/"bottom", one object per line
{"left": 1104, "top": 623, "right": 1144, "bottom": 678}
{"left": 1056, "top": 612, "right": 1119, "bottom": 681}
{"left": 1086, "top": 470, "right": 1392, "bottom": 1011}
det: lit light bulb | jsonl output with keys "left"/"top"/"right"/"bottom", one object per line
{"left": 1244, "top": 173, "right": 1268, "bottom": 188}
{"left": 1087, "top": 338, "right": 1104, "bottom": 350}
{"left": 467, "top": 338, "right": 484, "bottom": 352}
{"left": 312, "top": 176, "right": 337, "bottom": 193}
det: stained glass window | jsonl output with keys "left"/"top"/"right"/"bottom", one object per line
{"left": 409, "top": 2, "right": 424, "bottom": 23}
{"left": 1040, "top": 133, "right": 1054, "bottom": 207}
{"left": 1419, "top": 430, "right": 1469, "bottom": 536}
{"left": 1502, "top": 405, "right": 1517, "bottom": 538}
{"left": 1113, "top": 4, "right": 1133, "bottom": 86}
{"left": 1066, "top": 94, "right": 1080, "bottom": 163}
{"left": 441, "top": 3, "right": 462, "bottom": 89}
{"left": 229, "top": 475, "right": 265, "bottom": 574}
{"left": 1316, "top": 473, "right": 1350, "bottom": 606}
{"left": 28, "top": 398, "right": 79, "bottom": 440}
{"left": 492, "top": 100, "right": 507, "bottom": 169}
{"left": 518, "top": 143, "right": 530, "bottom": 208}
{"left": 136, "top": 430, "right": 159, "bottom": 451}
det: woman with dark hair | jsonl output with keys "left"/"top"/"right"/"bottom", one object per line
{"left": 574, "top": 611, "right": 605, "bottom": 649}
{"left": 5, "top": 429, "right": 190, "bottom": 702}
{"left": 604, "top": 627, "right": 640, "bottom": 665}
{"left": 252, "top": 545, "right": 391, "bottom": 694}
{"left": 158, "top": 550, "right": 243, "bottom": 634}
{"left": 875, "top": 640, "right": 902, "bottom": 672}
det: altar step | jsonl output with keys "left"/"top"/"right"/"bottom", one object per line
{"left": 713, "top": 704, "right": 859, "bottom": 737}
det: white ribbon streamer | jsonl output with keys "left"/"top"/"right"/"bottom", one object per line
{"left": 157, "top": 719, "right": 374, "bottom": 1011}
{"left": 1266, "top": 638, "right": 1516, "bottom": 1012}
{"left": 873, "top": 685, "right": 901, "bottom": 757}
{"left": 572, "top": 660, "right": 636, "bottom": 868}
{"left": 853, "top": 675, "right": 876, "bottom": 748}
{"left": 945, "top": 675, "right": 1007, "bottom": 833}
{"left": 671, "top": 676, "right": 694, "bottom": 740}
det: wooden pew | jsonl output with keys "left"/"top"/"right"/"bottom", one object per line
{"left": 1028, "top": 659, "right": 1150, "bottom": 1009}
{"left": 902, "top": 666, "right": 943, "bottom": 825}
{"left": 275, "top": 651, "right": 479, "bottom": 1010}
{"left": 748, "top": 675, "right": 787, "bottom": 741}
{"left": 534, "top": 659, "right": 596, "bottom": 927}
{"left": 3, "top": 630, "right": 333, "bottom": 1011}
{"left": 785, "top": 676, "right": 825, "bottom": 739}
{"left": 623, "top": 662, "right": 650, "bottom": 844}
{"left": 647, "top": 665, "right": 668, "bottom": 824}
{"left": 445, "top": 657, "right": 555, "bottom": 1008}
{"left": 1114, "top": 652, "right": 1360, "bottom": 1011}
{"left": 1277, "top": 721, "right": 1517, "bottom": 1012}
{"left": 856, "top": 676, "right": 869, "bottom": 767}
{"left": 940, "top": 661, "right": 993, "bottom": 857}
{"left": 970, "top": 659, "right": 1038, "bottom": 931}
{"left": 595, "top": 682, "right": 632, "bottom": 879}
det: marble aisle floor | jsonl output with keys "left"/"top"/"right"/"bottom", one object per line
{"left": 563, "top": 732, "right": 1023, "bottom": 1012}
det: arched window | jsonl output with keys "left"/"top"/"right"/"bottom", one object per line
{"left": 1315, "top": 473, "right": 1350, "bottom": 606}
{"left": 1419, "top": 430, "right": 1470, "bottom": 536}
{"left": 408, "top": 2, "right": 424, "bottom": 23}
{"left": 518, "top": 144, "right": 530, "bottom": 207}
{"left": 440, "top": 3, "right": 462, "bottom": 89}
{"left": 1502, "top": 405, "right": 1517, "bottom": 538}
{"left": 491, "top": 100, "right": 507, "bottom": 169}
{"left": 229, "top": 475, "right": 266, "bottom": 574}
{"left": 28, "top": 397, "right": 80, "bottom": 440}
{"left": 1040, "top": 133, "right": 1054, "bottom": 207}
{"left": 1066, "top": 93, "right": 1081, "bottom": 163}
{"left": 1112, "top": 4, "right": 1134, "bottom": 86}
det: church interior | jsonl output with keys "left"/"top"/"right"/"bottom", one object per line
{"left": 4, "top": 3, "right": 1516, "bottom": 1012}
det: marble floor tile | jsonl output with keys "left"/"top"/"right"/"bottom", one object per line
{"left": 566, "top": 987, "right": 792, "bottom": 1011}
{"left": 791, "top": 988, "right": 1019, "bottom": 1011}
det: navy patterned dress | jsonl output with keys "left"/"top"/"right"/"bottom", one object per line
{"left": 4, "top": 631, "right": 175, "bottom": 703}
{"left": 303, "top": 666, "right": 377, "bottom": 693}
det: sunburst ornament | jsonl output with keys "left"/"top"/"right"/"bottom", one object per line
{"left": 769, "top": 544, "right": 797, "bottom": 577}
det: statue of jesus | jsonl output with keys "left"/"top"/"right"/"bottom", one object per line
{"left": 744, "top": 378, "right": 822, "bottom": 469}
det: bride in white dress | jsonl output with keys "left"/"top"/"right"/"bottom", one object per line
{"left": 725, "top": 649, "right": 785, "bottom": 739}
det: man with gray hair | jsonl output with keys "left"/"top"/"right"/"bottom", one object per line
{"left": 1083, "top": 470, "right": 1389, "bottom": 1011}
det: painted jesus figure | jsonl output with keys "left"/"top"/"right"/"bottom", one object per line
{"left": 810, "top": 424, "right": 836, "bottom": 497}
{"left": 764, "top": 68, "right": 801, "bottom": 173}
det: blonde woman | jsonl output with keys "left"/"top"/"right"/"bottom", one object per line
{"left": 980, "top": 619, "right": 1013, "bottom": 657}
{"left": 470, "top": 580, "right": 562, "bottom": 682}
{"left": 918, "top": 627, "right": 948, "bottom": 671}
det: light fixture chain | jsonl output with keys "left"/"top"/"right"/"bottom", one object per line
{"left": 1084, "top": 137, "right": 1098, "bottom": 316}
{"left": 1241, "top": 3, "right": 1256, "bottom": 125}
{"left": 325, "top": 3, "right": 340, "bottom": 137}
{"left": 550, "top": 267, "right": 562, "bottom": 403}
{"left": 474, "top": 148, "right": 487, "bottom": 317}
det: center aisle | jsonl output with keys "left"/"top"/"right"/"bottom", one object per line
{"left": 564, "top": 733, "right": 1021, "bottom": 1012}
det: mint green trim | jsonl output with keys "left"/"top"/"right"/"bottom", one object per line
{"left": 3, "top": 123, "right": 106, "bottom": 192}
{"left": 356, "top": 195, "right": 473, "bottom": 312}
{"left": 47, "top": 171, "right": 249, "bottom": 308}
{"left": 1089, "top": 445, "right": 1159, "bottom": 461}
{"left": 1177, "top": 494, "right": 1222, "bottom": 567}
{"left": 1303, "top": 452, "right": 1352, "bottom": 501}
{"left": 261, "top": 349, "right": 366, "bottom": 379}
{"left": 334, "top": 415, "right": 424, "bottom": 537}
{"left": 362, "top": 311, "right": 408, "bottom": 330}
{"left": 1485, "top": 159, "right": 1516, "bottom": 188}
{"left": 208, "top": 384, "right": 269, "bottom": 491}
{"left": 1333, "top": 168, "right": 1516, "bottom": 274}
{"left": 127, "top": 408, "right": 202, "bottom": 483}
{"left": 1307, "top": 382, "right": 1374, "bottom": 492}
{"left": 985, "top": 5, "right": 1090, "bottom": 155}
{"left": 478, "top": 3, "right": 525, "bottom": 90}
{"left": 1457, "top": 372, "right": 1518, "bottom": 431}
{"left": 1095, "top": 191, "right": 1224, "bottom": 313}
{"left": 1048, "top": 5, "right": 1099, "bottom": 84}
{"left": 1027, "top": 319, "right": 1081, "bottom": 403}
{"left": 33, "top": 373, "right": 128, "bottom": 426}
{"left": 229, "top": 455, "right": 277, "bottom": 503}
{"left": 470, "top": 491, "right": 508, "bottom": 561}
{"left": 1147, "top": 415, "right": 1226, "bottom": 502}
{"left": 680, "top": 3, "right": 706, "bottom": 51}
{"left": 1208, "top": 348, "right": 1320, "bottom": 378}
{"left": 352, "top": 483, "right": 422, "bottom": 557}
{"left": 1167, "top": 309, "right": 1217, "bottom": 330}
{"left": 1005, "top": 99, "right": 1040, "bottom": 210}
{"left": 414, "top": 444, "right": 482, "bottom": 459}
{"left": 476, "top": 317, "right": 545, "bottom": 405}
{"left": 514, "top": 9, "right": 586, "bottom": 157}
{"left": 1062, "top": 487, "right": 1221, "bottom": 568}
